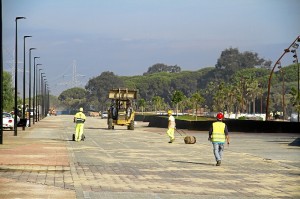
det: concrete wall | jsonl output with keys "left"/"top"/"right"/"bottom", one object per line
{"left": 136, "top": 115, "right": 300, "bottom": 133}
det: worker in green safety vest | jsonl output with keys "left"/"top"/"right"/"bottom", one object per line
{"left": 73, "top": 107, "right": 86, "bottom": 142}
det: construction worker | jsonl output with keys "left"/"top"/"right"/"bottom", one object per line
{"left": 126, "top": 100, "right": 133, "bottom": 119}
{"left": 26, "top": 111, "right": 30, "bottom": 127}
{"left": 208, "top": 112, "right": 230, "bottom": 166}
{"left": 167, "top": 110, "right": 176, "bottom": 143}
{"left": 74, "top": 107, "right": 86, "bottom": 142}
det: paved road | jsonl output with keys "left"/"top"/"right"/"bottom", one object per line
{"left": 0, "top": 115, "right": 299, "bottom": 199}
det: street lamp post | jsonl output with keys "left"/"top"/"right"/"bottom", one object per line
{"left": 14, "top": 16, "right": 26, "bottom": 136}
{"left": 39, "top": 72, "right": 45, "bottom": 121}
{"left": 42, "top": 79, "right": 47, "bottom": 119}
{"left": 1, "top": 1, "right": 3, "bottom": 144}
{"left": 22, "top": 35, "right": 31, "bottom": 130}
{"left": 265, "top": 35, "right": 300, "bottom": 121}
{"left": 37, "top": 70, "right": 43, "bottom": 121}
{"left": 46, "top": 87, "right": 51, "bottom": 114}
{"left": 28, "top": 48, "right": 36, "bottom": 127}
{"left": 278, "top": 63, "right": 285, "bottom": 120}
{"left": 33, "top": 61, "right": 40, "bottom": 124}
{"left": 43, "top": 81, "right": 47, "bottom": 118}
{"left": 291, "top": 47, "right": 299, "bottom": 122}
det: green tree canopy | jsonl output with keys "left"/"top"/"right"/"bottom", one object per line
{"left": 171, "top": 90, "right": 185, "bottom": 115}
{"left": 58, "top": 87, "right": 87, "bottom": 111}
{"left": 191, "top": 91, "right": 204, "bottom": 120}
{"left": 85, "top": 71, "right": 124, "bottom": 111}
{"left": 137, "top": 98, "right": 146, "bottom": 113}
{"left": 215, "top": 47, "right": 272, "bottom": 75}
{"left": 143, "top": 63, "right": 181, "bottom": 75}
{"left": 3, "top": 71, "right": 14, "bottom": 111}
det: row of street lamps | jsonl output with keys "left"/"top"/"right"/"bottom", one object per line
{"left": 13, "top": 16, "right": 50, "bottom": 136}
{"left": 265, "top": 35, "right": 300, "bottom": 121}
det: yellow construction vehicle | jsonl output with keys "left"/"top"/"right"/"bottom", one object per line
{"left": 107, "top": 88, "right": 137, "bottom": 130}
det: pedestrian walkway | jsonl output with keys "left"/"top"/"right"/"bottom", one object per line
{"left": 0, "top": 115, "right": 299, "bottom": 199}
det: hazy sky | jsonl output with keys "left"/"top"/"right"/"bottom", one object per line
{"left": 3, "top": 0, "right": 300, "bottom": 95}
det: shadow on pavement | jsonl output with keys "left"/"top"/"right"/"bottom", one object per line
{"left": 289, "top": 138, "right": 300, "bottom": 146}
{"left": 169, "top": 160, "right": 214, "bottom": 166}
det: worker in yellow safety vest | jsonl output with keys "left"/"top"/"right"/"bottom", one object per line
{"left": 166, "top": 110, "right": 176, "bottom": 143}
{"left": 74, "top": 107, "right": 86, "bottom": 142}
{"left": 208, "top": 112, "right": 230, "bottom": 166}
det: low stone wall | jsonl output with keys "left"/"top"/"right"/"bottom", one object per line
{"left": 138, "top": 115, "right": 300, "bottom": 133}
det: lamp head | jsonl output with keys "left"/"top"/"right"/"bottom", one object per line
{"left": 16, "top": 17, "right": 26, "bottom": 20}
{"left": 292, "top": 43, "right": 299, "bottom": 49}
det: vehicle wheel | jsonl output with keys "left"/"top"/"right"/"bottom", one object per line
{"left": 128, "top": 120, "right": 134, "bottom": 130}
{"left": 108, "top": 118, "right": 113, "bottom": 129}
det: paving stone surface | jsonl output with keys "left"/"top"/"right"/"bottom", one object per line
{"left": 0, "top": 115, "right": 299, "bottom": 199}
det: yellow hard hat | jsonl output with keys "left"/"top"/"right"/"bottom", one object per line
{"left": 167, "top": 110, "right": 172, "bottom": 115}
{"left": 79, "top": 107, "right": 83, "bottom": 112}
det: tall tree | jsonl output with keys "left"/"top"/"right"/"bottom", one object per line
{"left": 246, "top": 79, "right": 260, "bottom": 113}
{"left": 3, "top": 71, "right": 14, "bottom": 111}
{"left": 152, "top": 96, "right": 164, "bottom": 113}
{"left": 290, "top": 87, "right": 300, "bottom": 112}
{"left": 191, "top": 91, "right": 204, "bottom": 120}
{"left": 58, "top": 87, "right": 87, "bottom": 111}
{"left": 137, "top": 98, "right": 146, "bottom": 114}
{"left": 171, "top": 90, "right": 185, "bottom": 116}
{"left": 143, "top": 63, "right": 181, "bottom": 75}
{"left": 85, "top": 71, "right": 124, "bottom": 111}
{"left": 215, "top": 48, "right": 272, "bottom": 77}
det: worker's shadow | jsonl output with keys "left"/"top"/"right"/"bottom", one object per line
{"left": 169, "top": 160, "right": 214, "bottom": 166}
{"left": 85, "top": 127, "right": 108, "bottom": 130}
{"left": 289, "top": 138, "right": 300, "bottom": 146}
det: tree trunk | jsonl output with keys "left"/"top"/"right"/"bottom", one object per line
{"left": 195, "top": 104, "right": 198, "bottom": 121}
{"left": 253, "top": 97, "right": 256, "bottom": 114}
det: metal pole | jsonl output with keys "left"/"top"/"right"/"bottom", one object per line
{"left": 36, "top": 68, "right": 42, "bottom": 122}
{"left": 39, "top": 72, "right": 45, "bottom": 121}
{"left": 278, "top": 64, "right": 285, "bottom": 120}
{"left": 32, "top": 60, "right": 41, "bottom": 124}
{"left": 298, "top": 59, "right": 299, "bottom": 122}
{"left": 282, "top": 70, "right": 285, "bottom": 120}
{"left": 291, "top": 48, "right": 299, "bottom": 122}
{"left": 295, "top": 52, "right": 299, "bottom": 122}
{"left": 44, "top": 82, "right": 47, "bottom": 117}
{"left": 28, "top": 48, "right": 35, "bottom": 127}
{"left": 0, "top": 0, "right": 3, "bottom": 144}
{"left": 33, "top": 58, "right": 40, "bottom": 124}
{"left": 14, "top": 17, "right": 25, "bottom": 136}
{"left": 42, "top": 80, "right": 47, "bottom": 119}
{"left": 47, "top": 88, "right": 50, "bottom": 113}
{"left": 22, "top": 36, "right": 31, "bottom": 130}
